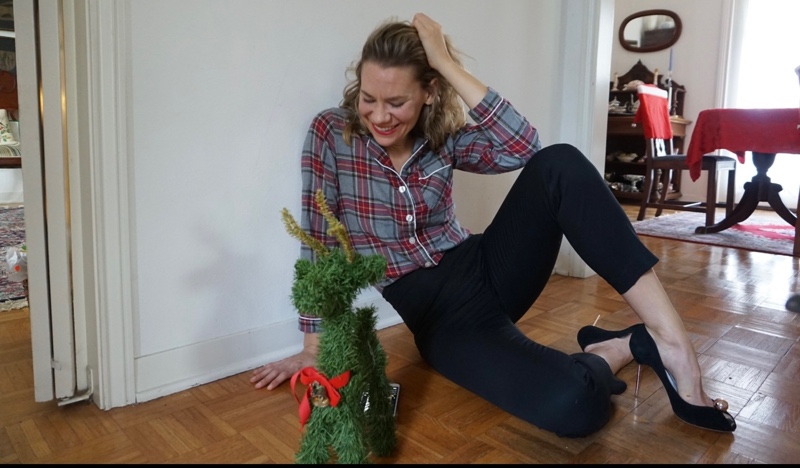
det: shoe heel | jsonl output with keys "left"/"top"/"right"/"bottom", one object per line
{"left": 634, "top": 364, "right": 641, "bottom": 397}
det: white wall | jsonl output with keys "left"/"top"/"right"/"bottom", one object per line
{"left": 0, "top": 169, "right": 22, "bottom": 203}
{"left": 127, "top": 0, "right": 564, "bottom": 402}
{"left": 611, "top": 0, "right": 730, "bottom": 201}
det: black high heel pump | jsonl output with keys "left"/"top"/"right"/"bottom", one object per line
{"left": 577, "top": 324, "right": 639, "bottom": 352}
{"left": 577, "top": 323, "right": 736, "bottom": 432}
{"left": 576, "top": 324, "right": 639, "bottom": 396}
{"left": 628, "top": 324, "right": 736, "bottom": 432}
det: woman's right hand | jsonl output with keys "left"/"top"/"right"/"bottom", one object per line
{"left": 250, "top": 333, "right": 320, "bottom": 390}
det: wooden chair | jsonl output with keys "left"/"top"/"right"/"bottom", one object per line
{"left": 635, "top": 84, "right": 737, "bottom": 226}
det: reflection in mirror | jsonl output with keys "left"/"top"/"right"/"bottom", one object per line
{"left": 619, "top": 9, "right": 681, "bottom": 53}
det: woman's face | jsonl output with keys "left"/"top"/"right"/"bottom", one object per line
{"left": 358, "top": 61, "right": 434, "bottom": 156}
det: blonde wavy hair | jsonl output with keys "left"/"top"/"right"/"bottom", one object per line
{"left": 341, "top": 19, "right": 467, "bottom": 151}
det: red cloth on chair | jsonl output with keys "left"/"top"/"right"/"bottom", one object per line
{"left": 685, "top": 108, "right": 800, "bottom": 181}
{"left": 633, "top": 84, "right": 673, "bottom": 139}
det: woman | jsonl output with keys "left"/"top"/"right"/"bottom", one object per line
{"left": 251, "top": 13, "right": 736, "bottom": 437}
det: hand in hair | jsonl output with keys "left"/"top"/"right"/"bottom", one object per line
{"left": 411, "top": 12, "right": 488, "bottom": 109}
{"left": 411, "top": 13, "right": 453, "bottom": 72}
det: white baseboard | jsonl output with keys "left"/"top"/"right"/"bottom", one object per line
{"left": 0, "top": 191, "right": 23, "bottom": 205}
{"left": 133, "top": 295, "right": 401, "bottom": 403}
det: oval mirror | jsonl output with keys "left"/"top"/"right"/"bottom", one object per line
{"left": 619, "top": 9, "right": 682, "bottom": 53}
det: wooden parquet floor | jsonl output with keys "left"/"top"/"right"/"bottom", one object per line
{"left": 2, "top": 205, "right": 799, "bottom": 463}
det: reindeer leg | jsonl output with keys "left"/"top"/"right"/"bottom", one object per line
{"left": 331, "top": 390, "right": 370, "bottom": 464}
{"left": 295, "top": 412, "right": 334, "bottom": 464}
{"left": 355, "top": 307, "right": 396, "bottom": 457}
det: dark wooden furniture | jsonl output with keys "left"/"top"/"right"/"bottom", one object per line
{"left": 634, "top": 85, "right": 736, "bottom": 225}
{"left": 0, "top": 156, "right": 20, "bottom": 168}
{"left": 0, "top": 69, "right": 17, "bottom": 110}
{"left": 605, "top": 61, "right": 690, "bottom": 203}
{"left": 686, "top": 108, "right": 800, "bottom": 256}
{"left": 0, "top": 34, "right": 20, "bottom": 168}
{"left": 606, "top": 114, "right": 691, "bottom": 202}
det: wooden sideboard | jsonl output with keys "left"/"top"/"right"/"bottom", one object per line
{"left": 0, "top": 157, "right": 21, "bottom": 169}
{"left": 604, "top": 114, "right": 692, "bottom": 202}
{"left": 604, "top": 60, "right": 691, "bottom": 203}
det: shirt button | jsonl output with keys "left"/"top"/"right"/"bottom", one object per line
{"left": 399, "top": 186, "right": 406, "bottom": 193}
{"left": 406, "top": 214, "right": 413, "bottom": 222}
{"left": 424, "top": 262, "right": 432, "bottom": 267}
{"left": 409, "top": 237, "right": 416, "bottom": 244}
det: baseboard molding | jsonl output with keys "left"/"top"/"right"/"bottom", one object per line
{"left": 0, "top": 193, "right": 23, "bottom": 205}
{"left": 133, "top": 295, "right": 402, "bottom": 404}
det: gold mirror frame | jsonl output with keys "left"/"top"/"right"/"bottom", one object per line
{"left": 619, "top": 9, "right": 682, "bottom": 53}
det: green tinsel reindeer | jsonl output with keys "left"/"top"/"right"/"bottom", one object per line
{"left": 281, "top": 189, "right": 397, "bottom": 464}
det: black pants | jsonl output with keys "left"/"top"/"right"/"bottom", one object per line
{"left": 382, "top": 143, "right": 658, "bottom": 438}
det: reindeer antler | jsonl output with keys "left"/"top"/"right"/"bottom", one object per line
{"left": 281, "top": 189, "right": 356, "bottom": 262}
{"left": 314, "top": 190, "right": 356, "bottom": 263}
{"left": 282, "top": 207, "right": 329, "bottom": 257}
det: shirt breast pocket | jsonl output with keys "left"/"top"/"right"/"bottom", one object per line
{"left": 416, "top": 163, "right": 453, "bottom": 223}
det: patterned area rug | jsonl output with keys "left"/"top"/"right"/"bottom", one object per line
{"left": 633, "top": 211, "right": 796, "bottom": 256}
{"left": 0, "top": 206, "right": 27, "bottom": 311}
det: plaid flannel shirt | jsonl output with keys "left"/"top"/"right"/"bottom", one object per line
{"left": 297, "top": 88, "right": 540, "bottom": 332}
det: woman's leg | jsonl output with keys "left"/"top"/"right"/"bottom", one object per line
{"left": 480, "top": 143, "right": 658, "bottom": 321}
{"left": 382, "top": 243, "right": 620, "bottom": 438}
{"left": 422, "top": 321, "right": 620, "bottom": 438}
{"left": 483, "top": 143, "right": 713, "bottom": 408}
{"left": 623, "top": 270, "right": 709, "bottom": 407}
{"left": 582, "top": 270, "right": 714, "bottom": 408}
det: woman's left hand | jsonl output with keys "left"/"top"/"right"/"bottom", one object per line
{"left": 412, "top": 12, "right": 488, "bottom": 110}
{"left": 411, "top": 13, "right": 453, "bottom": 72}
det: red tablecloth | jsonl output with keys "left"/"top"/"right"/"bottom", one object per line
{"left": 686, "top": 108, "right": 800, "bottom": 181}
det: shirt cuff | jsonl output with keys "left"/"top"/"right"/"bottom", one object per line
{"left": 298, "top": 314, "right": 322, "bottom": 333}
{"left": 468, "top": 87, "right": 503, "bottom": 126}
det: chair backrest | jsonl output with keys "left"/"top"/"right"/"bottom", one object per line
{"left": 634, "top": 84, "right": 674, "bottom": 156}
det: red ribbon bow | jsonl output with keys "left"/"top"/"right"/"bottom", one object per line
{"left": 290, "top": 367, "right": 351, "bottom": 428}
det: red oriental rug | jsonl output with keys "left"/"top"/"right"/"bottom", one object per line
{"left": 0, "top": 206, "right": 27, "bottom": 311}
{"left": 632, "top": 210, "right": 796, "bottom": 257}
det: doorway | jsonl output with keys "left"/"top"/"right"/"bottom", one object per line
{"left": 726, "top": 0, "right": 800, "bottom": 210}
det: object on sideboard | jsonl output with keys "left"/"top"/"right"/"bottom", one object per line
{"left": 611, "top": 60, "right": 685, "bottom": 117}
{"left": 0, "top": 107, "right": 20, "bottom": 162}
{"left": 604, "top": 172, "right": 653, "bottom": 194}
{"left": 608, "top": 98, "right": 623, "bottom": 114}
{"left": 622, "top": 79, "right": 644, "bottom": 92}
{"left": 608, "top": 95, "right": 640, "bottom": 115}
{"left": 610, "top": 152, "right": 639, "bottom": 163}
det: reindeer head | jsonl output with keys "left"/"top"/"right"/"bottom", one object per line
{"left": 282, "top": 190, "right": 387, "bottom": 320}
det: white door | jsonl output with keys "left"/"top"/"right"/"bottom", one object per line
{"left": 15, "top": 0, "right": 86, "bottom": 403}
